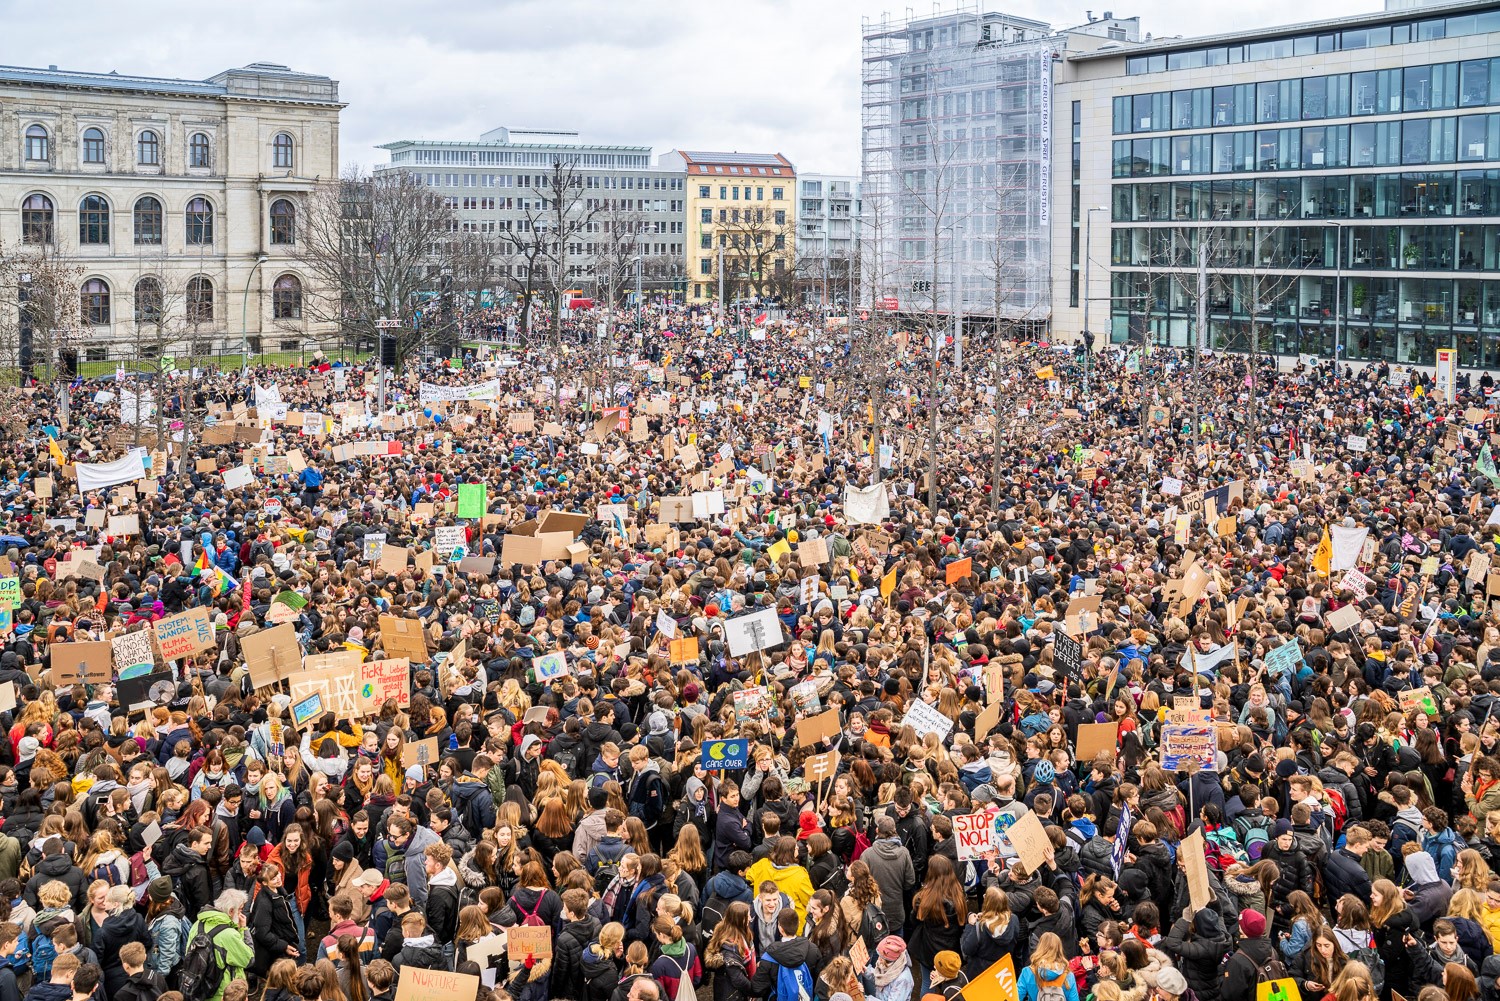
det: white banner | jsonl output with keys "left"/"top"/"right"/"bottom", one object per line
{"left": 1330, "top": 525, "right": 1369, "bottom": 572}
{"left": 844, "top": 483, "right": 890, "bottom": 525}
{"left": 724, "top": 607, "right": 785, "bottom": 657}
{"left": 255, "top": 384, "right": 283, "bottom": 407}
{"left": 1182, "top": 641, "right": 1238, "bottom": 676}
{"left": 418, "top": 380, "right": 501, "bottom": 405}
{"left": 76, "top": 452, "right": 147, "bottom": 493}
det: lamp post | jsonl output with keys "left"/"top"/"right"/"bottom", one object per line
{"left": 240, "top": 254, "right": 269, "bottom": 372}
{"left": 633, "top": 253, "right": 643, "bottom": 339}
{"left": 1322, "top": 220, "right": 1345, "bottom": 371}
{"left": 1081, "top": 206, "right": 1109, "bottom": 401}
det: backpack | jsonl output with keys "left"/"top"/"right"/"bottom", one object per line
{"left": 1345, "top": 940, "right": 1385, "bottom": 995}
{"left": 91, "top": 855, "right": 124, "bottom": 886}
{"left": 178, "top": 921, "right": 229, "bottom": 1001}
{"left": 383, "top": 840, "right": 407, "bottom": 883}
{"left": 592, "top": 840, "right": 630, "bottom": 893}
{"left": 669, "top": 953, "right": 699, "bottom": 1001}
{"left": 517, "top": 892, "right": 547, "bottom": 927}
{"left": 1202, "top": 829, "right": 1247, "bottom": 873}
{"left": 1325, "top": 788, "right": 1349, "bottom": 835}
{"left": 844, "top": 825, "right": 871, "bottom": 863}
{"left": 1234, "top": 947, "right": 1289, "bottom": 986}
{"left": 553, "top": 745, "right": 581, "bottom": 779}
{"left": 1242, "top": 826, "right": 1270, "bottom": 861}
{"left": 761, "top": 952, "right": 813, "bottom": 1001}
{"left": 1035, "top": 969, "right": 1069, "bottom": 1001}
{"left": 859, "top": 903, "right": 889, "bottom": 950}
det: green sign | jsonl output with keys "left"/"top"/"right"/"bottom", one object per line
{"left": 456, "top": 483, "right": 487, "bottom": 520}
{"left": 0, "top": 578, "right": 18, "bottom": 611}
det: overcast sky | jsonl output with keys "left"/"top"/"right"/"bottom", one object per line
{"left": 18, "top": 0, "right": 1379, "bottom": 175}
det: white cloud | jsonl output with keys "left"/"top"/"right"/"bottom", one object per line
{"left": 14, "top": 0, "right": 1381, "bottom": 176}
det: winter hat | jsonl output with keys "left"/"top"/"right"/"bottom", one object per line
{"left": 1239, "top": 908, "right": 1267, "bottom": 938}
{"left": 933, "top": 952, "right": 962, "bottom": 979}
{"left": 404, "top": 765, "right": 425, "bottom": 784}
{"left": 17, "top": 737, "right": 38, "bottom": 762}
{"left": 148, "top": 877, "right": 174, "bottom": 903}
{"left": 246, "top": 828, "right": 267, "bottom": 848}
{"left": 1156, "top": 968, "right": 1188, "bottom": 997}
{"left": 332, "top": 841, "right": 356, "bottom": 863}
{"left": 877, "top": 935, "right": 906, "bottom": 962}
{"left": 1273, "top": 819, "right": 1291, "bottom": 838}
{"left": 1034, "top": 760, "right": 1055, "bottom": 784}
{"left": 797, "top": 813, "right": 822, "bottom": 840}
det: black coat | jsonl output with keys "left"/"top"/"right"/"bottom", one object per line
{"left": 424, "top": 880, "right": 460, "bottom": 944}
{"left": 1374, "top": 909, "right": 1420, "bottom": 999}
{"left": 959, "top": 915, "right": 1025, "bottom": 980}
{"left": 95, "top": 910, "right": 151, "bottom": 999}
{"left": 1223, "top": 937, "right": 1277, "bottom": 1001}
{"left": 1160, "top": 914, "right": 1231, "bottom": 1001}
{"left": 112, "top": 970, "right": 167, "bottom": 1001}
{"left": 1321, "top": 847, "right": 1372, "bottom": 903}
{"left": 552, "top": 916, "right": 602, "bottom": 1001}
{"left": 248, "top": 885, "right": 301, "bottom": 976}
{"left": 160, "top": 844, "right": 214, "bottom": 920}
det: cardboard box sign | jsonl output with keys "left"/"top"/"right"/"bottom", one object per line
{"left": 403, "top": 736, "right": 441, "bottom": 770}
{"left": 50, "top": 640, "right": 113, "bottom": 685}
{"left": 380, "top": 614, "right": 430, "bottom": 663}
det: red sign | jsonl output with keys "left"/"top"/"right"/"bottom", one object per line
{"left": 877, "top": 296, "right": 899, "bottom": 312}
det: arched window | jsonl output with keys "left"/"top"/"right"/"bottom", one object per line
{"left": 81, "top": 128, "right": 105, "bottom": 164}
{"left": 24, "top": 125, "right": 49, "bottom": 161}
{"left": 21, "top": 194, "right": 53, "bottom": 244}
{"left": 189, "top": 132, "right": 211, "bottom": 169}
{"left": 272, "top": 274, "right": 303, "bottom": 319}
{"left": 133, "top": 196, "right": 162, "bottom": 245}
{"left": 78, "top": 195, "right": 109, "bottom": 245}
{"left": 81, "top": 279, "right": 110, "bottom": 325}
{"left": 186, "top": 277, "right": 214, "bottom": 324}
{"left": 269, "top": 199, "right": 296, "bottom": 245}
{"left": 272, "top": 132, "right": 294, "bottom": 169}
{"left": 136, "top": 130, "right": 160, "bottom": 166}
{"left": 134, "top": 277, "right": 163, "bottom": 324}
{"left": 186, "top": 197, "right": 213, "bottom": 245}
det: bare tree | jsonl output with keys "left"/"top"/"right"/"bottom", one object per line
{"left": 294, "top": 168, "right": 458, "bottom": 368}
{"left": 705, "top": 208, "right": 794, "bottom": 304}
{"left": 523, "top": 158, "right": 599, "bottom": 369}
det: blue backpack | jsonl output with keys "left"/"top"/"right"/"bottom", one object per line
{"left": 761, "top": 953, "right": 813, "bottom": 1001}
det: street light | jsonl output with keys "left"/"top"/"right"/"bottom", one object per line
{"left": 240, "top": 254, "right": 269, "bottom": 372}
{"left": 632, "top": 254, "right": 643, "bottom": 338}
{"left": 1082, "top": 206, "right": 1109, "bottom": 400}
{"left": 1322, "top": 220, "right": 1345, "bottom": 370}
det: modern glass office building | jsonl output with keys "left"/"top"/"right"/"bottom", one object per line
{"left": 1054, "top": 0, "right": 1500, "bottom": 367}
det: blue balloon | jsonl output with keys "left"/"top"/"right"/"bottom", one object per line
{"left": 433, "top": 414, "right": 444, "bottom": 423}
{"left": 423, "top": 408, "right": 433, "bottom": 418}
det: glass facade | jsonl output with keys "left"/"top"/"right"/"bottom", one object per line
{"left": 1123, "top": 8, "right": 1500, "bottom": 76}
{"left": 1107, "top": 44, "right": 1500, "bottom": 367}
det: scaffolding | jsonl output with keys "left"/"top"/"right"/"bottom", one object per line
{"left": 861, "top": 3, "right": 1056, "bottom": 326}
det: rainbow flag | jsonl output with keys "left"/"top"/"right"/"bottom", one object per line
{"left": 193, "top": 552, "right": 213, "bottom": 578}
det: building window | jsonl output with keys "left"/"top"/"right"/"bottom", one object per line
{"left": 137, "top": 130, "right": 160, "bottom": 166}
{"left": 134, "top": 197, "right": 163, "bottom": 245}
{"left": 699, "top": 260, "right": 711, "bottom": 275}
{"left": 272, "top": 274, "right": 302, "bottom": 319}
{"left": 772, "top": 187, "right": 784, "bottom": 199}
{"left": 272, "top": 132, "right": 294, "bottom": 169}
{"left": 78, "top": 195, "right": 110, "bottom": 245}
{"left": 24, "top": 125, "right": 49, "bottom": 161}
{"left": 190, "top": 132, "right": 211, "bottom": 168}
{"left": 774, "top": 210, "right": 786, "bottom": 225}
{"left": 186, "top": 277, "right": 214, "bottom": 323}
{"left": 700, "top": 234, "right": 712, "bottom": 249}
{"left": 269, "top": 199, "right": 296, "bottom": 244}
{"left": 186, "top": 197, "right": 213, "bottom": 245}
{"left": 81, "top": 128, "right": 105, "bottom": 164}
{"left": 21, "top": 194, "right": 53, "bottom": 244}
{"left": 700, "top": 208, "right": 711, "bottom": 223}
{"left": 134, "top": 277, "right": 163, "bottom": 324}
{"left": 699, "top": 185, "right": 710, "bottom": 198}
{"left": 81, "top": 279, "right": 110, "bottom": 325}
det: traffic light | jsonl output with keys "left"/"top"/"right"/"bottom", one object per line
{"left": 380, "top": 336, "right": 397, "bottom": 367}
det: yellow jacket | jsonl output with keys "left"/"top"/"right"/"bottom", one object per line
{"left": 1481, "top": 904, "right": 1500, "bottom": 952}
{"left": 744, "top": 857, "right": 814, "bottom": 921}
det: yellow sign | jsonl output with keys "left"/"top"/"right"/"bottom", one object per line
{"left": 1256, "top": 980, "right": 1302, "bottom": 1001}
{"left": 959, "top": 954, "right": 1019, "bottom": 1001}
{"left": 1035, "top": 366, "right": 1055, "bottom": 380}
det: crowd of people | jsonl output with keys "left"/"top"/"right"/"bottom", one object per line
{"left": 0, "top": 307, "right": 1493, "bottom": 1001}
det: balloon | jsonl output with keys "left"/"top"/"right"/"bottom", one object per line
{"left": 422, "top": 408, "right": 433, "bottom": 418}
{"left": 433, "top": 414, "right": 444, "bottom": 423}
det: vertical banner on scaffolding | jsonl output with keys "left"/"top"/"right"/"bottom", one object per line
{"left": 1435, "top": 348, "right": 1457, "bottom": 402}
{"left": 1037, "top": 48, "right": 1052, "bottom": 232}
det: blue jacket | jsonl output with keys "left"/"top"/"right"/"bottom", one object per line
{"left": 1019, "top": 966, "right": 1079, "bottom": 1001}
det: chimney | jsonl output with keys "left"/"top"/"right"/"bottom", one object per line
{"left": 1086, "top": 10, "right": 1093, "bottom": 20}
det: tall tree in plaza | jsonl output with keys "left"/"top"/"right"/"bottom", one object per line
{"left": 521, "top": 157, "right": 598, "bottom": 397}
{"left": 293, "top": 168, "right": 458, "bottom": 368}
{"left": 706, "top": 209, "right": 795, "bottom": 304}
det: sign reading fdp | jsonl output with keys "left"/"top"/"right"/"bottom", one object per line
{"left": 701, "top": 738, "right": 748, "bottom": 770}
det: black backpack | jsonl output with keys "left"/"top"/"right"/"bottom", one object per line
{"left": 859, "top": 903, "right": 889, "bottom": 950}
{"left": 1236, "top": 947, "right": 1289, "bottom": 987}
{"left": 700, "top": 892, "right": 732, "bottom": 933}
{"left": 592, "top": 839, "right": 630, "bottom": 893}
{"left": 178, "top": 921, "right": 229, "bottom": 1001}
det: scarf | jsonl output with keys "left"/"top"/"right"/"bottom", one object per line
{"left": 873, "top": 954, "right": 908, "bottom": 989}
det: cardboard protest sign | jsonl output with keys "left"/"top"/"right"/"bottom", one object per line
{"left": 292, "top": 693, "right": 324, "bottom": 726}
{"left": 403, "top": 736, "right": 440, "bottom": 771}
{"left": 358, "top": 658, "right": 411, "bottom": 713}
{"left": 975, "top": 700, "right": 1002, "bottom": 741}
{"left": 1399, "top": 686, "right": 1439, "bottom": 716}
{"left": 955, "top": 812, "right": 998, "bottom": 861}
{"left": 798, "top": 539, "right": 829, "bottom": 567}
{"left": 394, "top": 967, "right": 482, "bottom": 1001}
{"left": 534, "top": 651, "right": 571, "bottom": 681}
{"left": 803, "top": 748, "right": 840, "bottom": 786}
{"left": 1075, "top": 722, "right": 1119, "bottom": 764}
{"left": 507, "top": 926, "right": 552, "bottom": 959}
{"left": 241, "top": 623, "right": 301, "bottom": 688}
{"left": 1181, "top": 829, "right": 1212, "bottom": 911}
{"left": 117, "top": 669, "right": 171, "bottom": 711}
{"left": 1003, "top": 811, "right": 1050, "bottom": 874}
{"left": 946, "top": 557, "right": 973, "bottom": 585}
{"left": 380, "top": 545, "right": 410, "bottom": 575}
{"left": 795, "top": 708, "right": 842, "bottom": 747}
{"left": 50, "top": 640, "right": 112, "bottom": 685}
{"left": 1325, "top": 604, "right": 1361, "bottom": 633}
{"left": 111, "top": 629, "right": 156, "bottom": 679}
{"left": 1263, "top": 638, "right": 1304, "bottom": 677}
{"left": 668, "top": 637, "right": 699, "bottom": 665}
{"left": 379, "top": 614, "right": 429, "bottom": 663}
{"left": 153, "top": 607, "right": 216, "bottom": 660}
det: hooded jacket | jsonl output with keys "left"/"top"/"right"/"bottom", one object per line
{"left": 1403, "top": 851, "right": 1452, "bottom": 929}
{"left": 703, "top": 870, "right": 752, "bottom": 906}
{"left": 553, "top": 915, "right": 603, "bottom": 1001}
{"left": 1222, "top": 934, "right": 1276, "bottom": 1001}
{"left": 861, "top": 838, "right": 916, "bottom": 931}
{"left": 581, "top": 942, "right": 621, "bottom": 1001}
{"left": 450, "top": 775, "right": 496, "bottom": 838}
{"left": 1160, "top": 910, "right": 1230, "bottom": 1001}
{"left": 186, "top": 909, "right": 254, "bottom": 1001}
{"left": 395, "top": 933, "right": 445, "bottom": 971}
{"left": 743, "top": 857, "right": 813, "bottom": 922}
{"left": 23, "top": 854, "right": 87, "bottom": 911}
{"left": 748, "top": 937, "right": 822, "bottom": 1000}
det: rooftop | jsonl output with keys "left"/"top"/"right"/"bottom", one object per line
{"left": 0, "top": 60, "right": 341, "bottom": 104}
{"left": 1070, "top": 0, "right": 1499, "bottom": 60}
